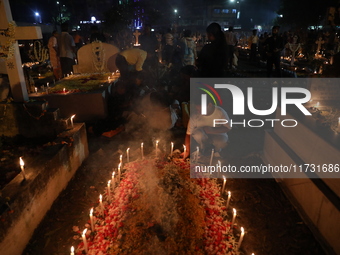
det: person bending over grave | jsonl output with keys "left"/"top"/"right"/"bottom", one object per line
{"left": 115, "top": 48, "right": 147, "bottom": 81}
{"left": 183, "top": 95, "right": 231, "bottom": 159}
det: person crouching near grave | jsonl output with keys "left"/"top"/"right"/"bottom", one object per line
{"left": 115, "top": 48, "right": 147, "bottom": 81}
{"left": 183, "top": 94, "right": 231, "bottom": 160}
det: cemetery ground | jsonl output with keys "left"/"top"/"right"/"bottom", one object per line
{"left": 22, "top": 127, "right": 326, "bottom": 255}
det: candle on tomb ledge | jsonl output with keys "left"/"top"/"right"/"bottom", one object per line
{"left": 141, "top": 142, "right": 144, "bottom": 159}
{"left": 226, "top": 191, "right": 231, "bottom": 209}
{"left": 89, "top": 208, "right": 95, "bottom": 231}
{"left": 63, "top": 88, "right": 66, "bottom": 93}
{"left": 209, "top": 149, "right": 214, "bottom": 165}
{"left": 82, "top": 228, "right": 88, "bottom": 253}
{"left": 107, "top": 180, "right": 111, "bottom": 198}
{"left": 118, "top": 163, "right": 121, "bottom": 181}
{"left": 35, "top": 87, "right": 38, "bottom": 94}
{"left": 70, "top": 246, "right": 75, "bottom": 255}
{"left": 71, "top": 71, "right": 73, "bottom": 75}
{"left": 221, "top": 176, "right": 226, "bottom": 195}
{"left": 126, "top": 148, "right": 130, "bottom": 163}
{"left": 155, "top": 140, "right": 159, "bottom": 157}
{"left": 70, "top": 114, "right": 75, "bottom": 128}
{"left": 99, "top": 194, "right": 104, "bottom": 215}
{"left": 231, "top": 208, "right": 237, "bottom": 227}
{"left": 237, "top": 227, "right": 245, "bottom": 250}
{"left": 19, "top": 157, "right": 26, "bottom": 180}
{"left": 183, "top": 145, "right": 187, "bottom": 159}
{"left": 170, "top": 142, "right": 174, "bottom": 156}
{"left": 120, "top": 154, "right": 123, "bottom": 165}
{"left": 67, "top": 74, "right": 70, "bottom": 77}
{"left": 111, "top": 171, "right": 115, "bottom": 190}
{"left": 46, "top": 82, "right": 49, "bottom": 88}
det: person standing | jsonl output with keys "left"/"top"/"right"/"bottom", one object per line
{"left": 249, "top": 29, "right": 259, "bottom": 62}
{"left": 59, "top": 22, "right": 76, "bottom": 76}
{"left": 196, "top": 23, "right": 228, "bottom": 77}
{"left": 225, "top": 26, "right": 238, "bottom": 69}
{"left": 48, "top": 30, "right": 61, "bottom": 80}
{"left": 181, "top": 30, "right": 197, "bottom": 66}
{"left": 263, "top": 26, "right": 284, "bottom": 77}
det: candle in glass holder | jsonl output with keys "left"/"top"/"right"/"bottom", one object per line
{"left": 126, "top": 148, "right": 130, "bottom": 163}
{"left": 82, "top": 229, "right": 88, "bottom": 253}
{"left": 89, "top": 208, "right": 94, "bottom": 231}
{"left": 19, "top": 157, "right": 26, "bottom": 180}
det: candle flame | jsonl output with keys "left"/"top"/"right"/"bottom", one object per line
{"left": 233, "top": 208, "right": 237, "bottom": 215}
{"left": 228, "top": 191, "right": 231, "bottom": 196}
{"left": 127, "top": 148, "right": 130, "bottom": 152}
{"left": 99, "top": 194, "right": 102, "bottom": 202}
{"left": 252, "top": 253, "right": 255, "bottom": 255}
{"left": 71, "top": 246, "right": 74, "bottom": 252}
{"left": 118, "top": 163, "right": 121, "bottom": 170}
{"left": 108, "top": 180, "right": 111, "bottom": 185}
{"left": 241, "top": 227, "right": 244, "bottom": 234}
{"left": 196, "top": 146, "right": 199, "bottom": 152}
{"left": 183, "top": 145, "right": 186, "bottom": 151}
{"left": 156, "top": 140, "right": 159, "bottom": 145}
{"left": 90, "top": 208, "right": 93, "bottom": 216}
{"left": 120, "top": 154, "right": 123, "bottom": 160}
{"left": 71, "top": 114, "right": 75, "bottom": 120}
{"left": 141, "top": 142, "right": 143, "bottom": 147}
{"left": 223, "top": 175, "right": 226, "bottom": 181}
{"left": 112, "top": 171, "right": 115, "bottom": 177}
{"left": 19, "top": 157, "right": 24, "bottom": 166}
{"left": 82, "top": 228, "right": 87, "bottom": 236}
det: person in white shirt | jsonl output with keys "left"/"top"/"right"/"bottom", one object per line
{"left": 184, "top": 96, "right": 231, "bottom": 158}
{"left": 225, "top": 26, "right": 238, "bottom": 69}
{"left": 59, "top": 22, "right": 76, "bottom": 76}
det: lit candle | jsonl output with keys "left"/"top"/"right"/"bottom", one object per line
{"left": 155, "top": 140, "right": 159, "bottom": 157}
{"left": 70, "top": 246, "right": 75, "bottom": 255}
{"left": 118, "top": 163, "right": 121, "bottom": 181}
{"left": 108, "top": 76, "right": 110, "bottom": 82}
{"left": 237, "top": 227, "right": 245, "bottom": 250}
{"left": 226, "top": 191, "right": 231, "bottom": 209}
{"left": 120, "top": 154, "right": 123, "bottom": 165}
{"left": 170, "top": 142, "right": 174, "bottom": 156}
{"left": 35, "top": 87, "right": 38, "bottom": 94}
{"left": 19, "top": 157, "right": 26, "bottom": 180}
{"left": 231, "top": 208, "right": 237, "bottom": 227}
{"left": 38, "top": 73, "right": 41, "bottom": 77}
{"left": 107, "top": 180, "right": 111, "bottom": 198}
{"left": 209, "top": 148, "right": 214, "bottom": 165}
{"left": 89, "top": 208, "right": 94, "bottom": 231}
{"left": 112, "top": 72, "right": 114, "bottom": 76}
{"left": 338, "top": 117, "right": 340, "bottom": 126}
{"left": 70, "top": 114, "right": 75, "bottom": 128}
{"left": 99, "top": 194, "right": 104, "bottom": 215}
{"left": 183, "top": 145, "right": 187, "bottom": 159}
{"left": 67, "top": 74, "right": 69, "bottom": 77}
{"left": 126, "top": 148, "right": 130, "bottom": 163}
{"left": 221, "top": 176, "right": 226, "bottom": 195}
{"left": 111, "top": 171, "right": 115, "bottom": 190}
{"left": 141, "top": 142, "right": 144, "bottom": 159}
{"left": 82, "top": 228, "right": 88, "bottom": 253}
{"left": 63, "top": 88, "right": 66, "bottom": 93}
{"left": 46, "top": 82, "right": 49, "bottom": 88}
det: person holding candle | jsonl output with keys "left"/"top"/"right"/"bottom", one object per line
{"left": 183, "top": 94, "right": 231, "bottom": 160}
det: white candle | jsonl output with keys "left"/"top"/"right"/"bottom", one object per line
{"left": 70, "top": 114, "right": 75, "bottom": 128}
{"left": 126, "top": 148, "right": 130, "bottom": 162}
{"left": 82, "top": 228, "right": 88, "bottom": 253}
{"left": 118, "top": 163, "right": 121, "bottom": 181}
{"left": 35, "top": 87, "right": 38, "bottom": 94}
{"left": 112, "top": 72, "right": 114, "bottom": 76}
{"left": 338, "top": 117, "right": 340, "bottom": 126}
{"left": 70, "top": 246, "right": 75, "bottom": 255}
{"left": 63, "top": 88, "right": 66, "bottom": 93}
{"left": 209, "top": 149, "right": 214, "bottom": 165}
{"left": 155, "top": 140, "right": 159, "bottom": 157}
{"left": 226, "top": 191, "right": 231, "bottom": 209}
{"left": 107, "top": 180, "right": 111, "bottom": 198}
{"left": 67, "top": 74, "right": 69, "bottom": 77}
{"left": 237, "top": 227, "right": 245, "bottom": 250}
{"left": 71, "top": 71, "right": 73, "bottom": 75}
{"left": 112, "top": 171, "right": 115, "bottom": 190}
{"left": 221, "top": 176, "right": 226, "bottom": 195}
{"left": 46, "top": 82, "right": 49, "bottom": 88}
{"left": 120, "top": 154, "right": 123, "bottom": 165}
{"left": 141, "top": 142, "right": 144, "bottom": 159}
{"left": 89, "top": 208, "right": 94, "bottom": 231}
{"left": 108, "top": 76, "right": 110, "bottom": 82}
{"left": 19, "top": 157, "right": 26, "bottom": 180}
{"left": 170, "top": 142, "right": 174, "bottom": 156}
{"left": 99, "top": 194, "right": 104, "bottom": 215}
{"left": 183, "top": 145, "right": 187, "bottom": 159}
{"left": 231, "top": 208, "right": 237, "bottom": 227}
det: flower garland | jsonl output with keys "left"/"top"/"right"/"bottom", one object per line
{"left": 33, "top": 41, "right": 49, "bottom": 62}
{"left": 91, "top": 40, "right": 106, "bottom": 72}
{"left": 0, "top": 21, "right": 16, "bottom": 60}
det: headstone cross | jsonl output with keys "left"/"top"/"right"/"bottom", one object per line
{"left": 133, "top": 30, "right": 141, "bottom": 46}
{"left": 0, "top": 0, "right": 42, "bottom": 102}
{"left": 315, "top": 37, "right": 325, "bottom": 55}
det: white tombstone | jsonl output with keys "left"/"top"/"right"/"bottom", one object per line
{"left": 73, "top": 42, "right": 120, "bottom": 74}
{"left": 0, "top": 0, "right": 42, "bottom": 102}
